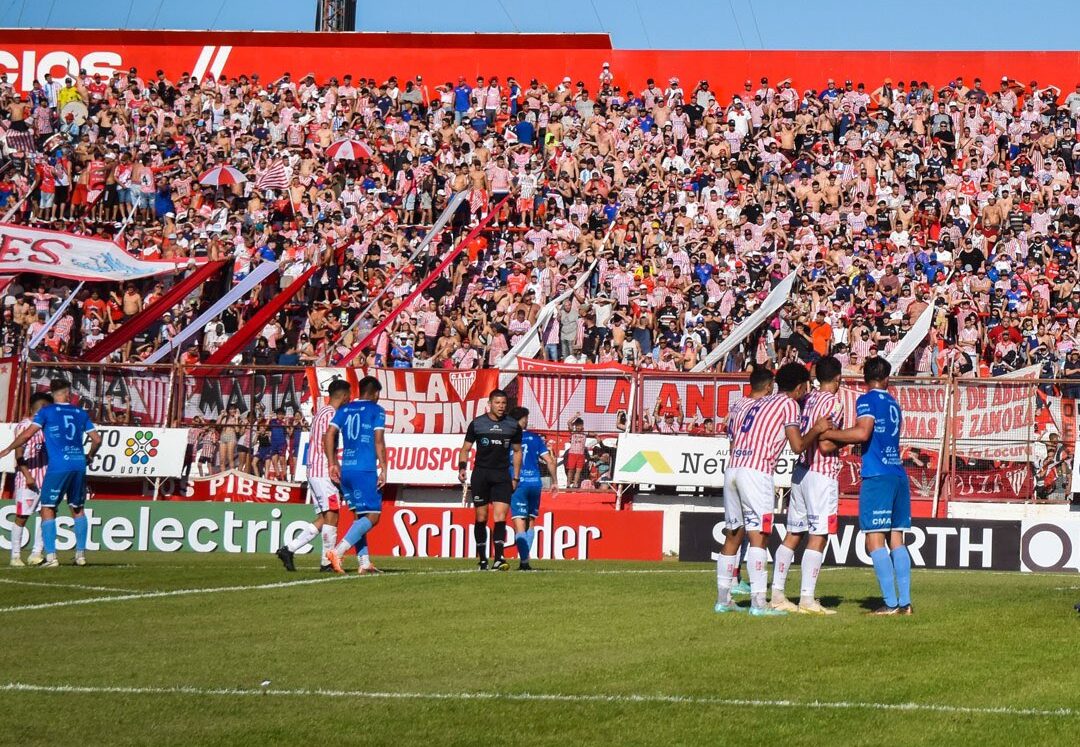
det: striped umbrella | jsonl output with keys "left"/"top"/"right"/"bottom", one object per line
{"left": 199, "top": 165, "right": 248, "bottom": 186}
{"left": 325, "top": 139, "right": 374, "bottom": 161}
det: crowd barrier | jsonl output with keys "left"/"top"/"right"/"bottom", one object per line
{"left": 9, "top": 362, "right": 1079, "bottom": 510}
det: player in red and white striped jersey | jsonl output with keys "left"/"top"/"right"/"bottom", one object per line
{"left": 9, "top": 393, "right": 51, "bottom": 566}
{"left": 771, "top": 356, "right": 845, "bottom": 615}
{"left": 276, "top": 380, "right": 351, "bottom": 573}
{"left": 715, "top": 363, "right": 834, "bottom": 616}
{"left": 719, "top": 366, "right": 775, "bottom": 598}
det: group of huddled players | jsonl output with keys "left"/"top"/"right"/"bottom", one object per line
{"left": 718, "top": 357, "right": 914, "bottom": 616}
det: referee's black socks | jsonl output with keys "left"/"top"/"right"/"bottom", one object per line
{"left": 474, "top": 521, "right": 488, "bottom": 561}
{"left": 493, "top": 521, "right": 506, "bottom": 560}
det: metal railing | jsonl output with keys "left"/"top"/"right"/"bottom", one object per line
{"left": 14, "top": 362, "right": 1079, "bottom": 508}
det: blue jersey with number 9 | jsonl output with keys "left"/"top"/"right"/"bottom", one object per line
{"left": 33, "top": 402, "right": 96, "bottom": 470}
{"left": 331, "top": 400, "right": 386, "bottom": 473}
{"left": 855, "top": 389, "right": 905, "bottom": 478}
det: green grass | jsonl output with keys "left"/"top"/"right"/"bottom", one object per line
{"left": 1, "top": 553, "right": 1078, "bottom": 746}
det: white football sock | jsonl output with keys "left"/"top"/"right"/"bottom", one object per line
{"left": 771, "top": 545, "right": 795, "bottom": 597}
{"left": 32, "top": 525, "right": 43, "bottom": 555}
{"left": 800, "top": 549, "right": 824, "bottom": 601}
{"left": 732, "top": 546, "right": 742, "bottom": 579}
{"left": 747, "top": 547, "right": 769, "bottom": 608}
{"left": 716, "top": 553, "right": 736, "bottom": 604}
{"left": 320, "top": 525, "right": 336, "bottom": 566}
{"left": 10, "top": 524, "right": 22, "bottom": 560}
{"left": 287, "top": 523, "right": 319, "bottom": 554}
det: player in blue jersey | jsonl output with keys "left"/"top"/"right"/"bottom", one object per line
{"left": 822, "top": 357, "right": 913, "bottom": 615}
{"left": 507, "top": 406, "right": 557, "bottom": 571}
{"left": 1, "top": 379, "right": 102, "bottom": 568}
{"left": 324, "top": 375, "right": 387, "bottom": 575}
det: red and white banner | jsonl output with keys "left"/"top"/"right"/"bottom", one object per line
{"left": 515, "top": 358, "right": 634, "bottom": 432}
{"left": 0, "top": 223, "right": 193, "bottom": 281}
{"left": 347, "top": 507, "right": 663, "bottom": 560}
{"left": 306, "top": 367, "right": 500, "bottom": 434}
{"left": 176, "top": 470, "right": 306, "bottom": 504}
{"left": 838, "top": 374, "right": 1041, "bottom": 462}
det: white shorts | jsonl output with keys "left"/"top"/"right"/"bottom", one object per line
{"left": 787, "top": 465, "right": 839, "bottom": 536}
{"left": 723, "top": 467, "right": 775, "bottom": 533}
{"left": 15, "top": 487, "right": 40, "bottom": 517}
{"left": 307, "top": 477, "right": 341, "bottom": 514}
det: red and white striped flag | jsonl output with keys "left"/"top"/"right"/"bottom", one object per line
{"left": 255, "top": 159, "right": 289, "bottom": 191}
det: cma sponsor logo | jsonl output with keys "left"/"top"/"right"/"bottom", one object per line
{"left": 0, "top": 45, "right": 231, "bottom": 91}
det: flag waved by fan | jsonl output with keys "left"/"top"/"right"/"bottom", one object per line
{"left": 254, "top": 158, "right": 289, "bottom": 191}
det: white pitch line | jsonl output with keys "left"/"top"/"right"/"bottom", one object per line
{"left": 0, "top": 569, "right": 479, "bottom": 614}
{"left": 0, "top": 682, "right": 1074, "bottom": 720}
{"left": 0, "top": 578, "right": 139, "bottom": 593}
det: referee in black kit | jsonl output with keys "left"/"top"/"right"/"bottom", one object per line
{"left": 458, "top": 389, "right": 523, "bottom": 571}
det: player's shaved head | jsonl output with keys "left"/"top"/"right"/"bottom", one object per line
{"left": 509, "top": 406, "right": 529, "bottom": 420}
{"left": 49, "top": 378, "right": 70, "bottom": 393}
{"left": 863, "top": 357, "right": 892, "bottom": 385}
{"left": 488, "top": 389, "right": 509, "bottom": 402}
{"left": 748, "top": 365, "right": 774, "bottom": 393}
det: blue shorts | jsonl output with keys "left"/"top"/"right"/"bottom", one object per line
{"left": 340, "top": 470, "right": 382, "bottom": 514}
{"left": 510, "top": 482, "right": 542, "bottom": 519}
{"left": 39, "top": 469, "right": 88, "bottom": 510}
{"left": 858, "top": 473, "right": 911, "bottom": 532}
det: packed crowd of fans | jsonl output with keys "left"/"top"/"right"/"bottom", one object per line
{"left": 4, "top": 64, "right": 1080, "bottom": 384}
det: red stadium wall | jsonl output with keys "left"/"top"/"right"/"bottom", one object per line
{"left": 2, "top": 29, "right": 1080, "bottom": 93}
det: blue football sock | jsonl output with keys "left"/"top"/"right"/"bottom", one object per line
{"left": 892, "top": 546, "right": 912, "bottom": 607}
{"left": 515, "top": 531, "right": 531, "bottom": 563}
{"left": 526, "top": 528, "right": 535, "bottom": 548}
{"left": 870, "top": 547, "right": 898, "bottom": 608}
{"left": 73, "top": 515, "right": 88, "bottom": 552}
{"left": 42, "top": 518, "right": 57, "bottom": 556}
{"left": 342, "top": 517, "right": 373, "bottom": 551}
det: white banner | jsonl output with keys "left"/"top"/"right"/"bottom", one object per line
{"left": 0, "top": 223, "right": 194, "bottom": 280}
{"left": 691, "top": 269, "right": 798, "bottom": 372}
{"left": 144, "top": 261, "right": 278, "bottom": 363}
{"left": 887, "top": 300, "right": 935, "bottom": 372}
{"left": 612, "top": 432, "right": 795, "bottom": 488}
{"left": 0, "top": 424, "right": 189, "bottom": 478}
{"left": 497, "top": 257, "right": 600, "bottom": 371}
{"left": 296, "top": 432, "right": 472, "bottom": 486}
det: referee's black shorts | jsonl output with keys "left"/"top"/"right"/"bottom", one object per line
{"left": 471, "top": 468, "right": 513, "bottom": 506}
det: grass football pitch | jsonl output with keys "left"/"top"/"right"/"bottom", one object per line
{"left": 1, "top": 553, "right": 1078, "bottom": 746}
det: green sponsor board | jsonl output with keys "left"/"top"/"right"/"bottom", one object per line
{"left": 0, "top": 500, "right": 317, "bottom": 554}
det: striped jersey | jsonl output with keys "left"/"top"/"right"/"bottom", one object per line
{"left": 728, "top": 393, "right": 800, "bottom": 474}
{"left": 798, "top": 389, "right": 844, "bottom": 479}
{"left": 306, "top": 404, "right": 336, "bottom": 479}
{"left": 14, "top": 419, "right": 47, "bottom": 492}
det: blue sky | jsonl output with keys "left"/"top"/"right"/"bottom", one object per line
{"left": 3, "top": 0, "right": 1079, "bottom": 50}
